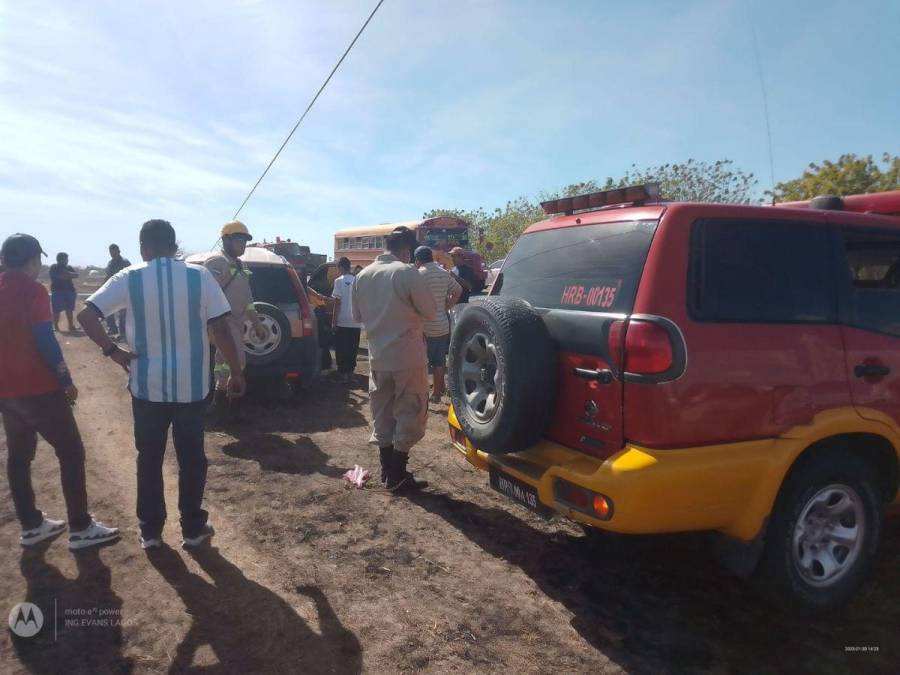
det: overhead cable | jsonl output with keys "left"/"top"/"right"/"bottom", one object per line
{"left": 233, "top": 0, "right": 386, "bottom": 219}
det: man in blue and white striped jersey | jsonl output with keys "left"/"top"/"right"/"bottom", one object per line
{"left": 78, "top": 219, "right": 245, "bottom": 550}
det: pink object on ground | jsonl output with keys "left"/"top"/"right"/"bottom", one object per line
{"left": 343, "top": 465, "right": 371, "bottom": 488}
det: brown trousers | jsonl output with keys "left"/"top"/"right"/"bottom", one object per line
{"left": 1, "top": 390, "right": 91, "bottom": 531}
{"left": 368, "top": 366, "right": 429, "bottom": 453}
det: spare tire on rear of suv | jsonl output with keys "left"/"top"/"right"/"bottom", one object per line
{"left": 245, "top": 302, "right": 292, "bottom": 367}
{"left": 449, "top": 297, "right": 557, "bottom": 454}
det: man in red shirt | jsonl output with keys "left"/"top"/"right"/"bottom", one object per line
{"left": 0, "top": 234, "right": 119, "bottom": 549}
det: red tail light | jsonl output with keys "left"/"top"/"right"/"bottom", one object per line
{"left": 553, "top": 478, "right": 614, "bottom": 520}
{"left": 607, "top": 320, "right": 626, "bottom": 370}
{"left": 286, "top": 266, "right": 315, "bottom": 338}
{"left": 623, "top": 321, "right": 673, "bottom": 374}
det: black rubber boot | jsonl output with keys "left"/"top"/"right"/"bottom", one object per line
{"left": 379, "top": 446, "right": 394, "bottom": 484}
{"left": 386, "top": 452, "right": 428, "bottom": 492}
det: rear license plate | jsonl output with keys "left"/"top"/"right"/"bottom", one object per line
{"left": 489, "top": 468, "right": 552, "bottom": 518}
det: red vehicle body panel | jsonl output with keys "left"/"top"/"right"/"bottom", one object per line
{"left": 286, "top": 265, "right": 316, "bottom": 338}
{"left": 826, "top": 210, "right": 900, "bottom": 431}
{"left": 520, "top": 200, "right": 900, "bottom": 455}
{"left": 520, "top": 207, "right": 666, "bottom": 458}
{"left": 525, "top": 206, "right": 666, "bottom": 234}
{"left": 778, "top": 190, "right": 900, "bottom": 216}
{"left": 545, "top": 342, "right": 625, "bottom": 459}
{"left": 624, "top": 204, "right": 849, "bottom": 449}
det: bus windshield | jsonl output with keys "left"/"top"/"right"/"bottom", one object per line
{"left": 421, "top": 228, "right": 470, "bottom": 250}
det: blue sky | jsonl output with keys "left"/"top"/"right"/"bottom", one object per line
{"left": 1, "top": 0, "right": 897, "bottom": 265}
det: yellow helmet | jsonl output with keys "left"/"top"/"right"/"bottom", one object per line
{"left": 221, "top": 220, "right": 252, "bottom": 240}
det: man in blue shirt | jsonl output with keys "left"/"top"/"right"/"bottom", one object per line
{"left": 78, "top": 220, "right": 245, "bottom": 550}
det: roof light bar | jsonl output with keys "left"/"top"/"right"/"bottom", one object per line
{"left": 540, "top": 183, "right": 661, "bottom": 215}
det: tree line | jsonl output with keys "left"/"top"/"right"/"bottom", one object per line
{"left": 425, "top": 153, "right": 899, "bottom": 260}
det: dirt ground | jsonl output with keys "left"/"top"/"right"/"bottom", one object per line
{"left": 1, "top": 335, "right": 897, "bottom": 674}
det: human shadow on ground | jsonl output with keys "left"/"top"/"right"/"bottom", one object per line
{"left": 221, "top": 433, "right": 346, "bottom": 479}
{"left": 147, "top": 545, "right": 361, "bottom": 674}
{"left": 12, "top": 540, "right": 133, "bottom": 675}
{"left": 223, "top": 380, "right": 368, "bottom": 436}
{"left": 406, "top": 489, "right": 899, "bottom": 674}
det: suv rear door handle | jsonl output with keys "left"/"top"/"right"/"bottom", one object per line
{"left": 854, "top": 364, "right": 891, "bottom": 378}
{"left": 574, "top": 368, "right": 614, "bottom": 384}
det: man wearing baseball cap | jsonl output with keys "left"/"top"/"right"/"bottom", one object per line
{"left": 448, "top": 247, "right": 474, "bottom": 303}
{"left": 0, "top": 234, "right": 120, "bottom": 549}
{"left": 204, "top": 220, "right": 266, "bottom": 422}
{"left": 351, "top": 226, "right": 437, "bottom": 491}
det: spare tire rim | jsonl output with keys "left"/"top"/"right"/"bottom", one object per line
{"left": 460, "top": 331, "right": 502, "bottom": 423}
{"left": 792, "top": 483, "right": 865, "bottom": 587}
{"left": 244, "top": 315, "right": 282, "bottom": 356}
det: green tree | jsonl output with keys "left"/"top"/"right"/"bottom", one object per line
{"left": 769, "top": 153, "right": 900, "bottom": 202}
{"left": 538, "top": 160, "right": 758, "bottom": 204}
{"left": 426, "top": 158, "right": 759, "bottom": 260}
{"left": 612, "top": 159, "right": 757, "bottom": 203}
{"left": 479, "top": 197, "right": 545, "bottom": 260}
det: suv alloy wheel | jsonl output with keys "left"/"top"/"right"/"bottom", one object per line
{"left": 757, "top": 448, "right": 883, "bottom": 610}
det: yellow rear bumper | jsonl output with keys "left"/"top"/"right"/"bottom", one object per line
{"left": 448, "top": 406, "right": 900, "bottom": 541}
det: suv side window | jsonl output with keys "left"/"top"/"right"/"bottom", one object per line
{"left": 690, "top": 219, "right": 837, "bottom": 323}
{"left": 842, "top": 228, "right": 900, "bottom": 337}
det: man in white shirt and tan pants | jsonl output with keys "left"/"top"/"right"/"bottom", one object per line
{"left": 352, "top": 227, "right": 436, "bottom": 491}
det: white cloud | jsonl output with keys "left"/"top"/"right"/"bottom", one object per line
{"left": 1, "top": 0, "right": 895, "bottom": 265}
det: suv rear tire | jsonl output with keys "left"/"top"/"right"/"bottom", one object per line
{"left": 449, "top": 297, "right": 557, "bottom": 454}
{"left": 756, "top": 449, "right": 883, "bottom": 610}
{"left": 245, "top": 302, "right": 292, "bottom": 366}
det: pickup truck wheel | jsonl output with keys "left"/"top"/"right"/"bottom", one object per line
{"left": 448, "top": 297, "right": 556, "bottom": 454}
{"left": 757, "top": 449, "right": 882, "bottom": 610}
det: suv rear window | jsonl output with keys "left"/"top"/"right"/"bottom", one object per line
{"left": 249, "top": 266, "right": 298, "bottom": 305}
{"left": 494, "top": 220, "right": 658, "bottom": 313}
{"left": 690, "top": 219, "right": 837, "bottom": 323}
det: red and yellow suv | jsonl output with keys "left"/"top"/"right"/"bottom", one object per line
{"left": 447, "top": 186, "right": 900, "bottom": 609}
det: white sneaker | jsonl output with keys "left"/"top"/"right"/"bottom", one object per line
{"left": 68, "top": 519, "right": 120, "bottom": 550}
{"left": 20, "top": 514, "right": 66, "bottom": 547}
{"left": 140, "top": 536, "right": 163, "bottom": 550}
{"left": 182, "top": 524, "right": 215, "bottom": 548}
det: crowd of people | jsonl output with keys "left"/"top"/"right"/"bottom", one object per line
{"left": 0, "top": 219, "right": 469, "bottom": 551}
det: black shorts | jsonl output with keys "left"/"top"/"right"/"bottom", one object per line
{"left": 425, "top": 334, "right": 450, "bottom": 368}
{"left": 51, "top": 290, "right": 76, "bottom": 313}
